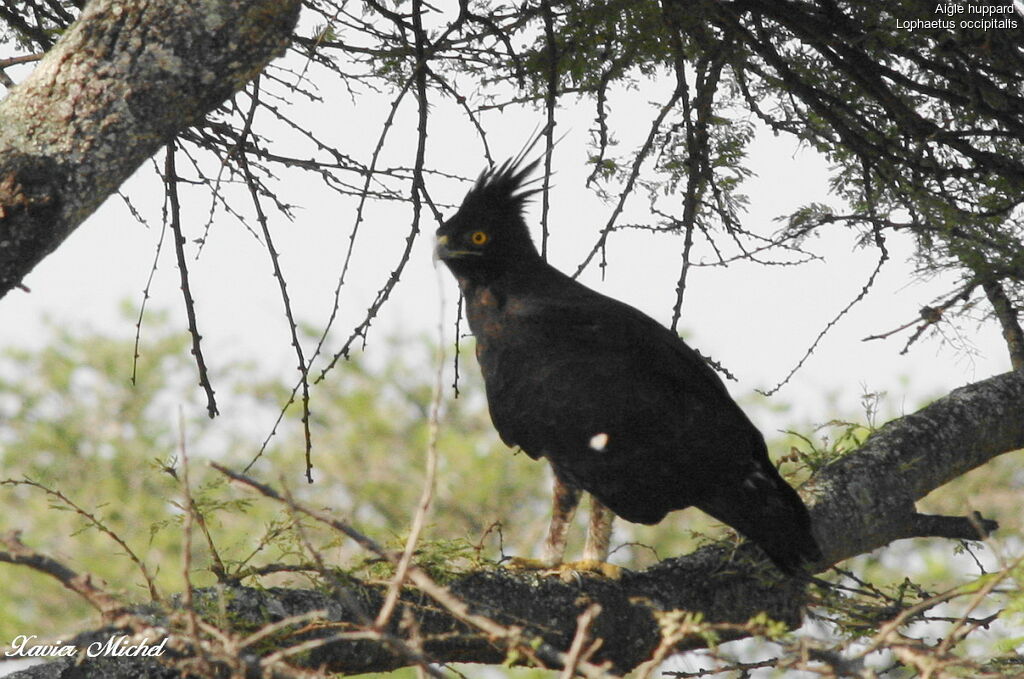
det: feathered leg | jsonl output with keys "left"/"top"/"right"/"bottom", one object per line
{"left": 582, "top": 495, "right": 614, "bottom": 562}
{"left": 541, "top": 474, "right": 582, "bottom": 564}
{"left": 565, "top": 495, "right": 622, "bottom": 579}
{"left": 509, "top": 475, "right": 621, "bottom": 579}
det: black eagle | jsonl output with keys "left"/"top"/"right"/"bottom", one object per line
{"left": 434, "top": 153, "right": 822, "bottom": 575}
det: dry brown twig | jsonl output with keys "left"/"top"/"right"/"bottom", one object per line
{"left": 0, "top": 477, "right": 161, "bottom": 602}
{"left": 634, "top": 610, "right": 700, "bottom": 679}
{"left": 270, "top": 479, "right": 446, "bottom": 678}
{"left": 559, "top": 604, "right": 603, "bottom": 679}
{"left": 0, "top": 531, "right": 124, "bottom": 617}
{"left": 178, "top": 410, "right": 199, "bottom": 642}
{"left": 211, "top": 463, "right": 617, "bottom": 679}
{"left": 375, "top": 284, "right": 446, "bottom": 630}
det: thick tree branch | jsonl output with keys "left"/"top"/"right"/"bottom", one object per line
{"left": 7, "top": 370, "right": 1024, "bottom": 678}
{"left": 0, "top": 0, "right": 300, "bottom": 298}
{"left": 803, "top": 369, "right": 1024, "bottom": 565}
{"left": 899, "top": 512, "right": 998, "bottom": 542}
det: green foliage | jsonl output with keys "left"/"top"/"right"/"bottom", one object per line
{"left": 520, "top": 1, "right": 671, "bottom": 91}
{"left": 0, "top": 314, "right": 196, "bottom": 637}
{"left": 347, "top": 536, "right": 485, "bottom": 584}
{"left": 781, "top": 418, "right": 871, "bottom": 473}
{"left": 776, "top": 391, "right": 887, "bottom": 474}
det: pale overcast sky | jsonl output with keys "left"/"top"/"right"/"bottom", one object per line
{"left": 0, "top": 55, "right": 1009, "bottom": 440}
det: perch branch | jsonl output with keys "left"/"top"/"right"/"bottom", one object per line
{"left": 6, "top": 369, "right": 1023, "bottom": 678}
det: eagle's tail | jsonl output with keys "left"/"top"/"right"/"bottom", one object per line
{"left": 698, "top": 460, "right": 822, "bottom": 575}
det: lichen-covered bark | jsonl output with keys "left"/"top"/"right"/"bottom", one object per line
{"left": 4, "top": 562, "right": 804, "bottom": 678}
{"left": 0, "top": 0, "right": 300, "bottom": 298}
{"left": 7, "top": 370, "right": 1024, "bottom": 678}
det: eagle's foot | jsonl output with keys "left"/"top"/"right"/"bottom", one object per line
{"left": 504, "top": 556, "right": 558, "bottom": 571}
{"left": 555, "top": 559, "right": 623, "bottom": 582}
{"left": 504, "top": 557, "right": 622, "bottom": 582}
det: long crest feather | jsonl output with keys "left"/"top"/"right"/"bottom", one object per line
{"left": 460, "top": 129, "right": 549, "bottom": 217}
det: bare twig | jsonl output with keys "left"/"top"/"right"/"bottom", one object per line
{"left": 0, "top": 53, "right": 44, "bottom": 69}
{"left": 236, "top": 79, "right": 315, "bottom": 483}
{"left": 375, "top": 271, "right": 447, "bottom": 630}
{"left": 573, "top": 66, "right": 688, "bottom": 279}
{"left": 210, "top": 465, "right": 616, "bottom": 679}
{"left": 274, "top": 483, "right": 448, "bottom": 678}
{"left": 670, "top": 48, "right": 727, "bottom": 333}
{"left": 539, "top": 0, "right": 559, "bottom": 260}
{"left": 0, "top": 478, "right": 161, "bottom": 602}
{"left": 0, "top": 531, "right": 124, "bottom": 617}
{"left": 129, "top": 181, "right": 169, "bottom": 387}
{"left": 861, "top": 283, "right": 975, "bottom": 350}
{"left": 559, "top": 605, "right": 602, "bottom": 679}
{"left": 634, "top": 611, "right": 701, "bottom": 679}
{"left": 164, "top": 141, "right": 219, "bottom": 418}
{"left": 762, "top": 229, "right": 890, "bottom": 396}
{"left": 178, "top": 411, "right": 199, "bottom": 640}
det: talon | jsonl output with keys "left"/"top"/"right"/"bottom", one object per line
{"left": 504, "top": 557, "right": 623, "bottom": 580}
{"left": 560, "top": 559, "right": 623, "bottom": 580}
{"left": 505, "top": 556, "right": 558, "bottom": 571}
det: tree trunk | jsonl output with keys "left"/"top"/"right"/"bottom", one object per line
{"left": 0, "top": 0, "right": 300, "bottom": 298}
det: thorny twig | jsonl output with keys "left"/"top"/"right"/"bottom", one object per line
{"left": 374, "top": 271, "right": 447, "bottom": 630}
{"left": 670, "top": 48, "right": 728, "bottom": 333}
{"left": 236, "top": 77, "right": 315, "bottom": 483}
{"left": 211, "top": 465, "right": 617, "bottom": 679}
{"left": 861, "top": 283, "right": 976, "bottom": 354}
{"left": 164, "top": 141, "right": 219, "bottom": 418}
{"left": 573, "top": 84, "right": 688, "bottom": 280}
{"left": 762, "top": 227, "right": 890, "bottom": 396}
{"left": 0, "top": 531, "right": 125, "bottom": 617}
{"left": 0, "top": 478, "right": 161, "bottom": 602}
{"left": 539, "top": 0, "right": 558, "bottom": 260}
{"left": 129, "top": 182, "right": 169, "bottom": 387}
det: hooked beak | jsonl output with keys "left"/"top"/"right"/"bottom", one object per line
{"left": 433, "top": 234, "right": 452, "bottom": 264}
{"left": 434, "top": 233, "right": 481, "bottom": 263}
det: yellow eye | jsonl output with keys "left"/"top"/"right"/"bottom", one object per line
{"left": 471, "top": 230, "right": 488, "bottom": 245}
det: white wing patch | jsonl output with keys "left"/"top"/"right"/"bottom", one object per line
{"left": 589, "top": 432, "right": 610, "bottom": 452}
